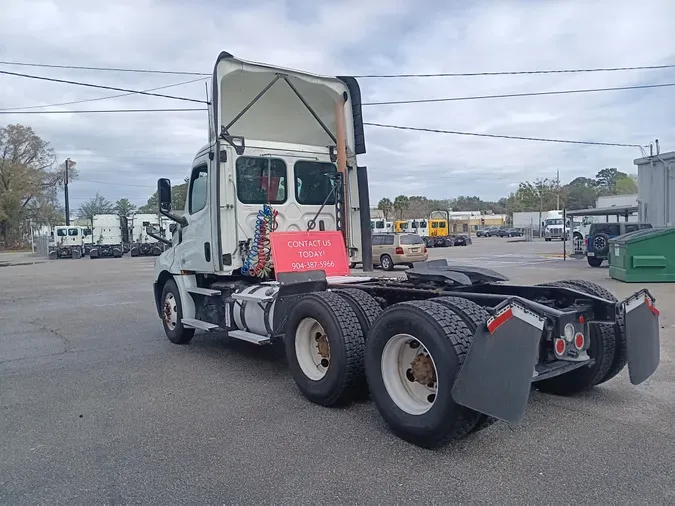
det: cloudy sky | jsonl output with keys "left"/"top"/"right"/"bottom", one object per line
{"left": 1, "top": 0, "right": 674, "bottom": 210}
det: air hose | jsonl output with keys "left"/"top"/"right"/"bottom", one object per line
{"left": 241, "top": 204, "right": 278, "bottom": 278}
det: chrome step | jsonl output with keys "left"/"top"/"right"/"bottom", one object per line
{"left": 231, "top": 292, "right": 275, "bottom": 303}
{"left": 187, "top": 287, "right": 222, "bottom": 296}
{"left": 181, "top": 318, "right": 219, "bottom": 331}
{"left": 228, "top": 330, "right": 270, "bottom": 345}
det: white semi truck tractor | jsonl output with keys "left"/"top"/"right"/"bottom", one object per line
{"left": 89, "top": 214, "right": 124, "bottom": 258}
{"left": 129, "top": 213, "right": 163, "bottom": 257}
{"left": 151, "top": 51, "right": 661, "bottom": 448}
{"left": 49, "top": 225, "right": 86, "bottom": 259}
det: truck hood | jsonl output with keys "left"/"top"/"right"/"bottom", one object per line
{"left": 212, "top": 52, "right": 364, "bottom": 155}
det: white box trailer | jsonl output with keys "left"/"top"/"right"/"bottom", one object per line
{"left": 89, "top": 214, "right": 124, "bottom": 258}
{"left": 129, "top": 213, "right": 163, "bottom": 256}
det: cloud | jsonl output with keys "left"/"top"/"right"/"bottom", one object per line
{"left": 1, "top": 0, "right": 674, "bottom": 210}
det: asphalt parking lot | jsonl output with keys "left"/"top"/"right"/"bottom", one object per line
{"left": 1, "top": 238, "right": 673, "bottom": 504}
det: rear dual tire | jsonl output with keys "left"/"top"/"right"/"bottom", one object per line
{"left": 285, "top": 292, "right": 367, "bottom": 407}
{"left": 285, "top": 291, "right": 493, "bottom": 448}
{"left": 365, "top": 300, "right": 482, "bottom": 448}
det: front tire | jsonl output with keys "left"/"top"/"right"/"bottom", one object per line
{"left": 285, "top": 292, "right": 366, "bottom": 406}
{"left": 365, "top": 300, "right": 480, "bottom": 449}
{"left": 161, "top": 279, "right": 195, "bottom": 345}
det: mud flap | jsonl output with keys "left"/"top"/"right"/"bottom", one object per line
{"left": 451, "top": 302, "right": 545, "bottom": 424}
{"left": 623, "top": 290, "right": 660, "bottom": 385}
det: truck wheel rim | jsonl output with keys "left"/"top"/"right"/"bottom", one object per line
{"left": 381, "top": 333, "right": 438, "bottom": 415}
{"left": 163, "top": 293, "right": 178, "bottom": 330}
{"left": 295, "top": 317, "right": 330, "bottom": 381}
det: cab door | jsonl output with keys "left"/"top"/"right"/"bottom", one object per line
{"left": 178, "top": 161, "right": 215, "bottom": 273}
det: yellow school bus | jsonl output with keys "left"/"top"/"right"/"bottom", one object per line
{"left": 428, "top": 219, "right": 449, "bottom": 237}
{"left": 394, "top": 220, "right": 409, "bottom": 233}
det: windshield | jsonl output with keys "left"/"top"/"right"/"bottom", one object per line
{"left": 547, "top": 219, "right": 563, "bottom": 225}
{"left": 294, "top": 161, "right": 337, "bottom": 205}
{"left": 56, "top": 229, "right": 67, "bottom": 237}
{"left": 400, "top": 234, "right": 424, "bottom": 245}
{"left": 374, "top": 220, "right": 385, "bottom": 229}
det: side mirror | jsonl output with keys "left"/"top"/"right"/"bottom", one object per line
{"left": 158, "top": 178, "right": 172, "bottom": 212}
{"left": 169, "top": 224, "right": 177, "bottom": 234}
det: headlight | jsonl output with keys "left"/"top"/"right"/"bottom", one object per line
{"left": 564, "top": 323, "right": 575, "bottom": 342}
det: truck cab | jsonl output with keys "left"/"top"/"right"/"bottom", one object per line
{"left": 543, "top": 218, "right": 570, "bottom": 241}
{"left": 153, "top": 52, "right": 366, "bottom": 278}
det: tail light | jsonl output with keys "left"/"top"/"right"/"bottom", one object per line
{"left": 395, "top": 246, "right": 404, "bottom": 255}
{"left": 574, "top": 332, "right": 585, "bottom": 350}
{"left": 584, "top": 237, "right": 588, "bottom": 247}
{"left": 423, "top": 245, "right": 427, "bottom": 253}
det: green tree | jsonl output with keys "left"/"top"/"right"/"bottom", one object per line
{"left": 393, "top": 195, "right": 409, "bottom": 220}
{"left": 114, "top": 198, "right": 136, "bottom": 218}
{"left": 0, "top": 124, "right": 74, "bottom": 247}
{"left": 614, "top": 174, "right": 638, "bottom": 194}
{"left": 513, "top": 178, "right": 558, "bottom": 211}
{"left": 139, "top": 177, "right": 189, "bottom": 213}
{"left": 77, "top": 192, "right": 114, "bottom": 232}
{"left": 564, "top": 177, "right": 598, "bottom": 210}
{"left": 377, "top": 197, "right": 393, "bottom": 220}
{"left": 595, "top": 168, "right": 627, "bottom": 195}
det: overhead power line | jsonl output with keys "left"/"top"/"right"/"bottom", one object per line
{"left": 363, "top": 82, "right": 675, "bottom": 106}
{"left": 353, "top": 64, "right": 675, "bottom": 78}
{"left": 2, "top": 59, "right": 674, "bottom": 78}
{"left": 0, "top": 108, "right": 207, "bottom": 115}
{"left": 0, "top": 60, "right": 210, "bottom": 76}
{"left": 1, "top": 77, "right": 208, "bottom": 111}
{"left": 0, "top": 70, "right": 208, "bottom": 104}
{"left": 77, "top": 179, "right": 155, "bottom": 188}
{"left": 363, "top": 122, "right": 643, "bottom": 148}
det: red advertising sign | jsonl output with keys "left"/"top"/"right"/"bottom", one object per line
{"left": 269, "top": 231, "right": 350, "bottom": 278}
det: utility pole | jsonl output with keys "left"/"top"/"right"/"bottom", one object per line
{"left": 556, "top": 169, "right": 560, "bottom": 209}
{"left": 63, "top": 158, "right": 76, "bottom": 225}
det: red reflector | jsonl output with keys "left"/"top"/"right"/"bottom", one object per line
{"left": 574, "top": 332, "right": 584, "bottom": 350}
{"left": 579, "top": 315, "right": 585, "bottom": 324}
{"left": 646, "top": 297, "right": 660, "bottom": 317}
{"left": 555, "top": 338, "right": 566, "bottom": 355}
{"left": 487, "top": 307, "right": 513, "bottom": 334}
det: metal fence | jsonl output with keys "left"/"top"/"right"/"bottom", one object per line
{"left": 33, "top": 235, "right": 51, "bottom": 258}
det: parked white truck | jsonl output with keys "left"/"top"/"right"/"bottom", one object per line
{"left": 129, "top": 213, "right": 163, "bottom": 256}
{"left": 48, "top": 225, "right": 87, "bottom": 259}
{"left": 150, "top": 51, "right": 660, "bottom": 449}
{"left": 89, "top": 214, "right": 124, "bottom": 258}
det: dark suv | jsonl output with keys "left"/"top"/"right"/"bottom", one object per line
{"left": 586, "top": 222, "right": 652, "bottom": 267}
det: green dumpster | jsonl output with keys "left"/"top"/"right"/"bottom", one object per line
{"left": 609, "top": 227, "right": 675, "bottom": 282}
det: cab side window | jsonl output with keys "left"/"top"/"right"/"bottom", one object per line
{"left": 189, "top": 164, "right": 208, "bottom": 214}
